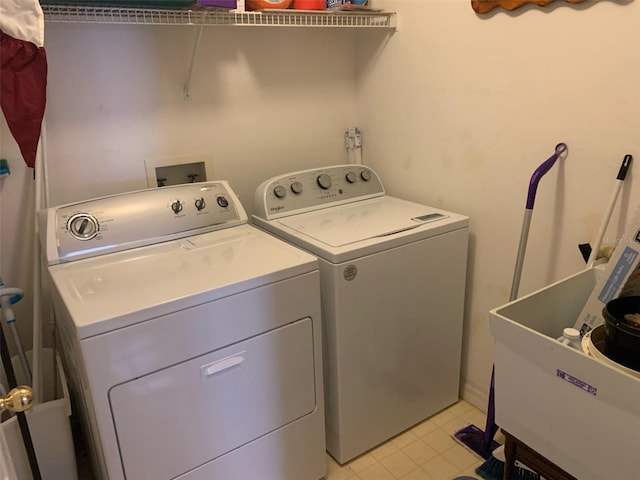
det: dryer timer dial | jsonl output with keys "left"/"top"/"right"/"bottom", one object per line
{"left": 67, "top": 213, "right": 99, "bottom": 240}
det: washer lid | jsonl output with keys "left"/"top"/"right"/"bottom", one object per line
{"left": 255, "top": 196, "right": 469, "bottom": 264}
{"left": 277, "top": 196, "right": 454, "bottom": 247}
{"left": 48, "top": 225, "right": 317, "bottom": 338}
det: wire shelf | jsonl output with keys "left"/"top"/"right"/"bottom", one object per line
{"left": 42, "top": 5, "right": 397, "bottom": 28}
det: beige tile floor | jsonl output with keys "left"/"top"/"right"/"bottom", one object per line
{"left": 323, "top": 399, "right": 505, "bottom": 480}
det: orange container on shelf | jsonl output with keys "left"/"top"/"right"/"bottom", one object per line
{"left": 245, "top": 0, "right": 293, "bottom": 9}
{"left": 292, "top": 0, "right": 326, "bottom": 8}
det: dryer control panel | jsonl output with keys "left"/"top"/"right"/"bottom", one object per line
{"left": 253, "top": 165, "right": 385, "bottom": 220}
{"left": 39, "top": 181, "right": 247, "bottom": 264}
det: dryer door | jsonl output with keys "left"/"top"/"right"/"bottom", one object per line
{"left": 108, "top": 317, "right": 316, "bottom": 480}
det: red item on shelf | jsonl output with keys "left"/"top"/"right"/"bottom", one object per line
{"left": 292, "top": 0, "right": 326, "bottom": 8}
{"left": 245, "top": 0, "right": 293, "bottom": 9}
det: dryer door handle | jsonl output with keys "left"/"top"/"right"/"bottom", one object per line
{"left": 201, "top": 354, "right": 246, "bottom": 380}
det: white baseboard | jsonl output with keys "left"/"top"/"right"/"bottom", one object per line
{"left": 460, "top": 381, "right": 489, "bottom": 413}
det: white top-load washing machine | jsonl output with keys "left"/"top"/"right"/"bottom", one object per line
{"left": 39, "top": 181, "right": 326, "bottom": 480}
{"left": 253, "top": 165, "right": 469, "bottom": 464}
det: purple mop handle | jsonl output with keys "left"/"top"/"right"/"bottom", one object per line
{"left": 526, "top": 143, "right": 568, "bottom": 210}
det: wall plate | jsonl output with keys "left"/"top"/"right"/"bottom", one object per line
{"left": 145, "top": 154, "right": 214, "bottom": 188}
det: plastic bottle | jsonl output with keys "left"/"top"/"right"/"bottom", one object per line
{"left": 556, "top": 327, "right": 581, "bottom": 350}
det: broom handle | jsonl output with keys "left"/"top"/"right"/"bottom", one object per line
{"left": 587, "top": 154, "right": 632, "bottom": 267}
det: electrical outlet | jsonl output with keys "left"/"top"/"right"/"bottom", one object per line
{"left": 145, "top": 154, "right": 214, "bottom": 188}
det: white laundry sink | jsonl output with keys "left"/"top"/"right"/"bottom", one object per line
{"left": 490, "top": 267, "right": 640, "bottom": 480}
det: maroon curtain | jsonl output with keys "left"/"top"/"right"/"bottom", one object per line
{"left": 1, "top": 30, "right": 47, "bottom": 168}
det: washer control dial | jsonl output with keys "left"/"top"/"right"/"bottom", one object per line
{"left": 291, "top": 181, "right": 303, "bottom": 194}
{"left": 217, "top": 196, "right": 229, "bottom": 208}
{"left": 317, "top": 174, "right": 332, "bottom": 190}
{"left": 345, "top": 172, "right": 357, "bottom": 183}
{"left": 360, "top": 170, "right": 372, "bottom": 182}
{"left": 273, "top": 185, "right": 287, "bottom": 199}
{"left": 67, "top": 213, "right": 99, "bottom": 240}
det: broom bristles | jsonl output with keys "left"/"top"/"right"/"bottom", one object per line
{"left": 475, "top": 455, "right": 540, "bottom": 480}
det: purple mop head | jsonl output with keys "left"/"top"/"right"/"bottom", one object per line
{"left": 453, "top": 368, "right": 500, "bottom": 460}
{"left": 454, "top": 424, "right": 500, "bottom": 460}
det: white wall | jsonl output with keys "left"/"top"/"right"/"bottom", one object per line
{"left": 1, "top": 22, "right": 361, "bottom": 353}
{"left": 1, "top": 0, "right": 639, "bottom": 413}
{"left": 0, "top": 121, "right": 37, "bottom": 356}
{"left": 43, "top": 23, "right": 361, "bottom": 209}
{"left": 357, "top": 0, "right": 640, "bottom": 408}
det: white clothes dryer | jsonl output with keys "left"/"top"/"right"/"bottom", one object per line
{"left": 253, "top": 165, "right": 469, "bottom": 464}
{"left": 39, "top": 182, "right": 325, "bottom": 480}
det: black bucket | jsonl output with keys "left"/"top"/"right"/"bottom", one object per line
{"left": 602, "top": 296, "right": 640, "bottom": 372}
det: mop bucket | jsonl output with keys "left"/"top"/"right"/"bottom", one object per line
{"left": 1, "top": 349, "right": 77, "bottom": 480}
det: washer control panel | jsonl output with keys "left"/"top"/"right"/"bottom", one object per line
{"left": 254, "top": 165, "right": 385, "bottom": 220}
{"left": 39, "top": 181, "right": 247, "bottom": 264}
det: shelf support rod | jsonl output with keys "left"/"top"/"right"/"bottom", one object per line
{"left": 184, "top": 23, "right": 205, "bottom": 100}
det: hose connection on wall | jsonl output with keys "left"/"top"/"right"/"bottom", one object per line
{"left": 345, "top": 127, "right": 362, "bottom": 165}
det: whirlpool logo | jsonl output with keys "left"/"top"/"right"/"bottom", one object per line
{"left": 343, "top": 265, "right": 357, "bottom": 281}
{"left": 269, "top": 205, "right": 285, "bottom": 213}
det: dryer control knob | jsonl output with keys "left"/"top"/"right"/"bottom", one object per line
{"left": 195, "top": 198, "right": 206, "bottom": 211}
{"left": 274, "top": 185, "right": 287, "bottom": 199}
{"left": 360, "top": 170, "right": 372, "bottom": 182}
{"left": 291, "top": 181, "right": 303, "bottom": 194}
{"left": 345, "top": 172, "right": 357, "bottom": 183}
{"left": 317, "top": 174, "right": 332, "bottom": 190}
{"left": 217, "top": 196, "right": 229, "bottom": 208}
{"left": 171, "top": 201, "right": 183, "bottom": 214}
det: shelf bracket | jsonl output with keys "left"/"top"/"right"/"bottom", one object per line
{"left": 184, "top": 23, "right": 205, "bottom": 100}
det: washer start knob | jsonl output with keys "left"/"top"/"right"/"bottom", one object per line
{"left": 274, "top": 186, "right": 287, "bottom": 199}
{"left": 217, "top": 196, "right": 229, "bottom": 208}
{"left": 317, "top": 174, "right": 332, "bottom": 190}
